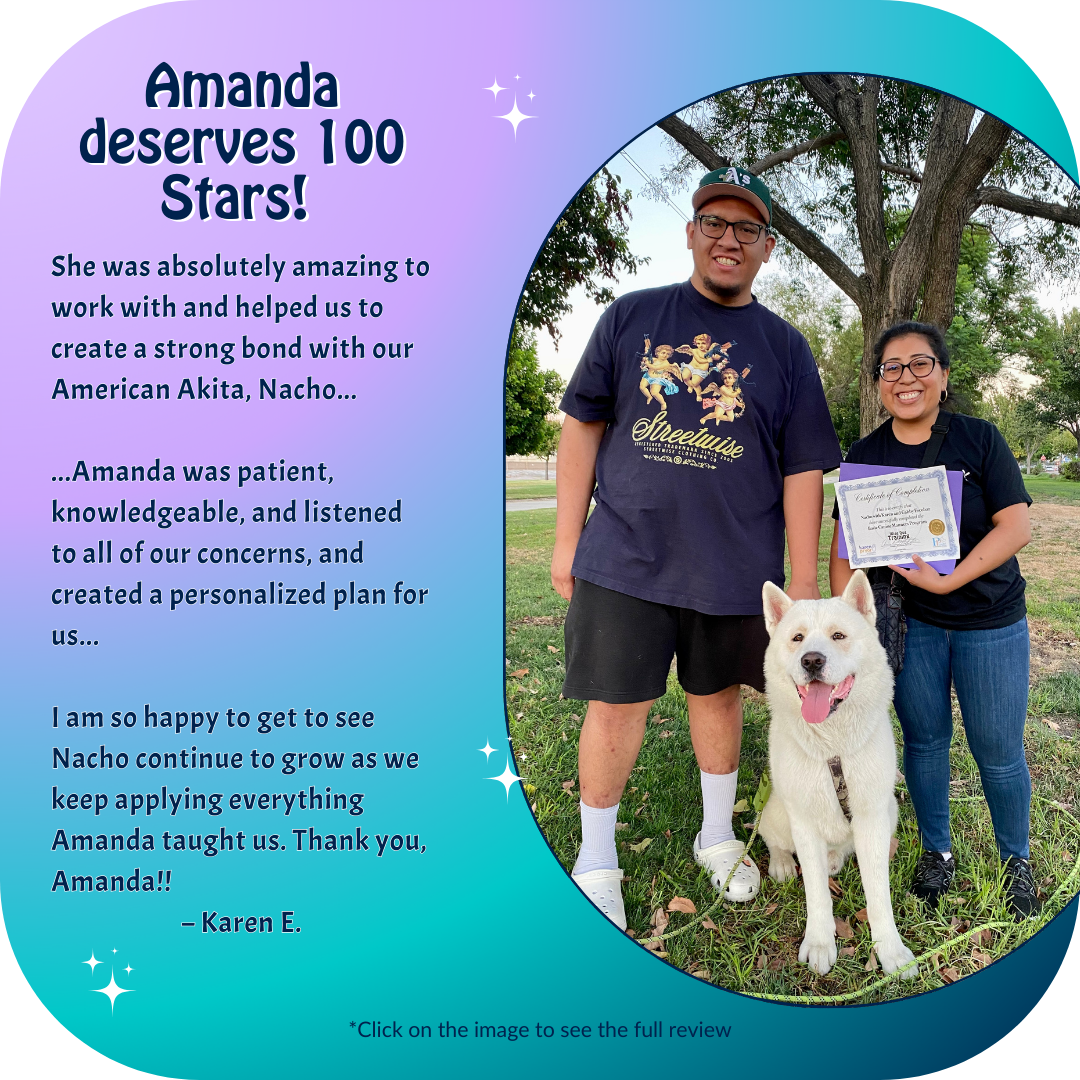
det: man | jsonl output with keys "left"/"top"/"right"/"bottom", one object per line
{"left": 552, "top": 166, "right": 842, "bottom": 929}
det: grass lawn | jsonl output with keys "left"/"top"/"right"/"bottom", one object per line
{"left": 1024, "top": 475, "right": 1080, "bottom": 506}
{"left": 507, "top": 479, "right": 557, "bottom": 500}
{"left": 506, "top": 505, "right": 1080, "bottom": 1003}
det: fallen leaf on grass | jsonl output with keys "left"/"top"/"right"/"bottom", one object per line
{"left": 659, "top": 730, "right": 674, "bottom": 739}
{"left": 839, "top": 946, "right": 856, "bottom": 957}
{"left": 509, "top": 669, "right": 529, "bottom": 678}
{"left": 971, "top": 948, "right": 992, "bottom": 967}
{"left": 755, "top": 953, "right": 767, "bottom": 970}
{"left": 889, "top": 837, "right": 899, "bottom": 860}
{"left": 732, "top": 799, "right": 749, "bottom": 814}
{"left": 1041, "top": 718, "right": 1061, "bottom": 731}
{"left": 864, "top": 949, "right": 878, "bottom": 972}
{"left": 561, "top": 780, "right": 576, "bottom": 791}
{"left": 630, "top": 838, "right": 653, "bottom": 854}
{"left": 650, "top": 907, "right": 669, "bottom": 934}
{"left": 828, "top": 878, "right": 843, "bottom": 897}
{"left": 854, "top": 908, "right": 869, "bottom": 923}
{"left": 940, "top": 967, "right": 962, "bottom": 985}
{"left": 524, "top": 783, "right": 537, "bottom": 795}
{"left": 650, "top": 716, "right": 671, "bottom": 725}
{"left": 547, "top": 645, "right": 560, "bottom": 654}
{"left": 768, "top": 955, "right": 785, "bottom": 971}
{"left": 701, "top": 917, "right": 718, "bottom": 931}
{"left": 691, "top": 970, "right": 711, "bottom": 979}
{"left": 949, "top": 779, "right": 965, "bottom": 786}
{"left": 614, "top": 822, "right": 629, "bottom": 831}
{"left": 667, "top": 896, "right": 697, "bottom": 915}
{"left": 764, "top": 903, "right": 778, "bottom": 915}
{"left": 1062, "top": 849, "right": 1075, "bottom": 862}
{"left": 834, "top": 917, "right": 853, "bottom": 939}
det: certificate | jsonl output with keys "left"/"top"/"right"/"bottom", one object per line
{"left": 835, "top": 465, "right": 961, "bottom": 569}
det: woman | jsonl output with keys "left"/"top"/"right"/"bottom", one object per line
{"left": 829, "top": 322, "right": 1038, "bottom": 920}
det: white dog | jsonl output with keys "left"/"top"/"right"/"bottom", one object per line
{"left": 758, "top": 572, "right": 917, "bottom": 979}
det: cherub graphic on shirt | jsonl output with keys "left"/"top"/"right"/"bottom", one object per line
{"left": 700, "top": 366, "right": 747, "bottom": 424}
{"left": 675, "top": 334, "right": 735, "bottom": 401}
{"left": 638, "top": 336, "right": 681, "bottom": 407}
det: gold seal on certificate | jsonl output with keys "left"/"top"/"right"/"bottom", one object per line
{"left": 835, "top": 465, "right": 961, "bottom": 570}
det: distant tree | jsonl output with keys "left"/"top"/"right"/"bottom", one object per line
{"left": 536, "top": 419, "right": 562, "bottom": 480}
{"left": 1014, "top": 399, "right": 1051, "bottom": 474}
{"left": 981, "top": 381, "right": 1049, "bottom": 472}
{"left": 1030, "top": 309, "right": 1080, "bottom": 446}
{"left": 505, "top": 323, "right": 565, "bottom": 456}
{"left": 657, "top": 76, "right": 1080, "bottom": 432}
{"left": 517, "top": 168, "right": 648, "bottom": 345}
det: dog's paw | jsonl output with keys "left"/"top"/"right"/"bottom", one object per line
{"left": 827, "top": 849, "right": 845, "bottom": 875}
{"left": 876, "top": 938, "right": 918, "bottom": 980}
{"left": 798, "top": 936, "right": 837, "bottom": 976}
{"left": 768, "top": 850, "right": 798, "bottom": 882}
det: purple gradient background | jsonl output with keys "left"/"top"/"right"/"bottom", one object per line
{"left": 0, "top": 2, "right": 1076, "bottom": 1078}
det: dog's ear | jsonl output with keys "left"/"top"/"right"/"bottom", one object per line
{"left": 841, "top": 570, "right": 877, "bottom": 628}
{"left": 762, "top": 581, "right": 793, "bottom": 635}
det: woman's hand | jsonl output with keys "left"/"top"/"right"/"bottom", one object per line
{"left": 888, "top": 554, "right": 958, "bottom": 594}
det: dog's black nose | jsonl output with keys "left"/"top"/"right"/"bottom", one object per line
{"left": 801, "top": 651, "right": 826, "bottom": 675}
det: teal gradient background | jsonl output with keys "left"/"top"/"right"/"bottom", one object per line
{"left": 0, "top": 1, "right": 1075, "bottom": 1077}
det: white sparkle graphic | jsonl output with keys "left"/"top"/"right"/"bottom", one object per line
{"left": 82, "top": 952, "right": 102, "bottom": 973}
{"left": 527, "top": 91, "right": 536, "bottom": 101}
{"left": 488, "top": 760, "right": 524, "bottom": 800}
{"left": 496, "top": 97, "right": 534, "bottom": 138}
{"left": 112, "top": 948, "right": 117, "bottom": 954}
{"left": 483, "top": 78, "right": 506, "bottom": 98}
{"left": 124, "top": 965, "right": 134, "bottom": 975}
{"left": 514, "top": 74, "right": 521, "bottom": 80}
{"left": 92, "top": 969, "right": 134, "bottom": 1014}
{"left": 478, "top": 740, "right": 497, "bottom": 760}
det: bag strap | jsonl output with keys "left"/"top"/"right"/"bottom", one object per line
{"left": 919, "top": 409, "right": 953, "bottom": 468}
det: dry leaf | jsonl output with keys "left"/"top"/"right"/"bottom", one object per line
{"left": 970, "top": 928, "right": 993, "bottom": 947}
{"left": 828, "top": 878, "right": 843, "bottom": 897}
{"left": 732, "top": 800, "right": 749, "bottom": 814}
{"left": 624, "top": 928, "right": 636, "bottom": 938}
{"left": 764, "top": 903, "right": 778, "bottom": 915}
{"left": 663, "top": 829, "right": 672, "bottom": 839}
{"left": 630, "top": 837, "right": 653, "bottom": 854}
{"left": 839, "top": 946, "right": 856, "bottom": 957}
{"left": 768, "top": 955, "right": 784, "bottom": 971}
{"left": 650, "top": 716, "right": 671, "bottom": 725}
{"left": 896, "top": 770, "right": 906, "bottom": 785}
{"left": 509, "top": 668, "right": 528, "bottom": 678}
{"left": 864, "top": 949, "right": 879, "bottom": 972}
{"left": 668, "top": 896, "right": 697, "bottom": 915}
{"left": 561, "top": 780, "right": 576, "bottom": 791}
{"left": 854, "top": 908, "right": 869, "bottom": 923}
{"left": 834, "top": 917, "right": 853, "bottom": 939}
{"left": 701, "top": 917, "right": 718, "bottom": 931}
{"left": 547, "top": 645, "right": 560, "bottom": 654}
{"left": 971, "top": 948, "right": 992, "bottom": 967}
{"left": 889, "top": 837, "right": 899, "bottom": 860}
{"left": 755, "top": 953, "right": 767, "bottom": 970}
{"left": 614, "top": 822, "right": 629, "bottom": 831}
{"left": 1041, "top": 718, "right": 1061, "bottom": 731}
{"left": 940, "top": 967, "right": 961, "bottom": 984}
{"left": 659, "top": 730, "right": 674, "bottom": 739}
{"left": 650, "top": 907, "right": 669, "bottom": 934}
{"left": 691, "top": 970, "right": 710, "bottom": 979}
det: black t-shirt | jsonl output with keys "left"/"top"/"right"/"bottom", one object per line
{"left": 833, "top": 413, "right": 1030, "bottom": 630}
{"left": 560, "top": 281, "right": 841, "bottom": 616}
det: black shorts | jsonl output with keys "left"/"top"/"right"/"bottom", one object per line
{"left": 561, "top": 578, "right": 769, "bottom": 704}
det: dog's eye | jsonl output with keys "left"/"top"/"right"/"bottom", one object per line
{"left": 792, "top": 633, "right": 804, "bottom": 642}
{"left": 832, "top": 632, "right": 846, "bottom": 641}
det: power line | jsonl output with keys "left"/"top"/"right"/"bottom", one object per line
{"left": 619, "top": 151, "right": 688, "bottom": 221}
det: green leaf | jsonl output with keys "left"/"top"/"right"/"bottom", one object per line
{"left": 752, "top": 771, "right": 772, "bottom": 815}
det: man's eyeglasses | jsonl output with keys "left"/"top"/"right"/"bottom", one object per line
{"left": 694, "top": 215, "right": 769, "bottom": 244}
{"left": 878, "top": 355, "right": 939, "bottom": 382}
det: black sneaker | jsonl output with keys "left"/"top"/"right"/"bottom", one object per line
{"left": 910, "top": 850, "right": 956, "bottom": 906}
{"left": 1003, "top": 857, "right": 1042, "bottom": 922}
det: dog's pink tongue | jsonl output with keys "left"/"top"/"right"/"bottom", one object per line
{"left": 799, "top": 681, "right": 834, "bottom": 724}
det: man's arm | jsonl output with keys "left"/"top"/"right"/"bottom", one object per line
{"left": 829, "top": 520, "right": 854, "bottom": 597}
{"left": 783, "top": 469, "right": 824, "bottom": 600}
{"left": 551, "top": 416, "right": 606, "bottom": 600}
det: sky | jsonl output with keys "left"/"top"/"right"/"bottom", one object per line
{"left": 536, "top": 118, "right": 1080, "bottom": 388}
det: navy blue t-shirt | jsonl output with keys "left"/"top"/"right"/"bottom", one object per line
{"left": 559, "top": 281, "right": 841, "bottom": 616}
{"left": 833, "top": 413, "right": 1031, "bottom": 630}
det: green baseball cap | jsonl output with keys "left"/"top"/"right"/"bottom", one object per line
{"left": 692, "top": 166, "right": 772, "bottom": 225}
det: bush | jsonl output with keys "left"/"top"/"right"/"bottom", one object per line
{"left": 1060, "top": 460, "right": 1080, "bottom": 481}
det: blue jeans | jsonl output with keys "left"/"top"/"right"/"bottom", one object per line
{"left": 894, "top": 615, "right": 1031, "bottom": 860}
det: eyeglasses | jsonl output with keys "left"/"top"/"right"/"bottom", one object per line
{"left": 878, "top": 355, "right": 939, "bottom": 382}
{"left": 694, "top": 215, "right": 769, "bottom": 244}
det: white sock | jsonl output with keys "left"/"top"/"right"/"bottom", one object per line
{"left": 572, "top": 801, "right": 620, "bottom": 875}
{"left": 940, "top": 851, "right": 953, "bottom": 861}
{"left": 699, "top": 769, "right": 739, "bottom": 848}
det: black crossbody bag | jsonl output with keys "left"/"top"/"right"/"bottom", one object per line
{"left": 872, "top": 411, "right": 953, "bottom": 675}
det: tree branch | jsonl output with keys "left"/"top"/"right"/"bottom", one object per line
{"left": 751, "top": 131, "right": 845, "bottom": 174}
{"left": 977, "top": 186, "right": 1080, "bottom": 226}
{"left": 657, "top": 113, "right": 863, "bottom": 303}
{"left": 881, "top": 160, "right": 923, "bottom": 183}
